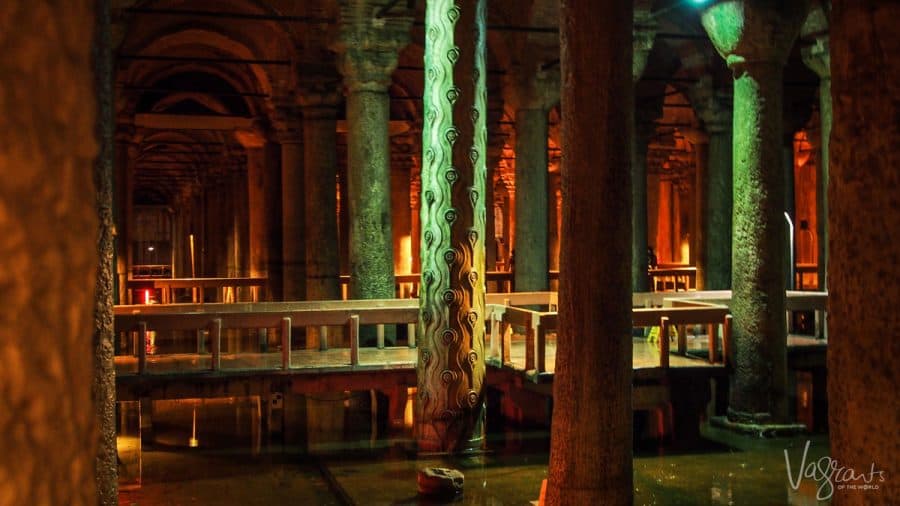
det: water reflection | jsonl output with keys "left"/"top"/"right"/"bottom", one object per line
{"left": 119, "top": 395, "right": 833, "bottom": 505}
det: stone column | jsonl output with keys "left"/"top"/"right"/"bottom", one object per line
{"left": 829, "top": 2, "right": 900, "bottom": 503}
{"left": 114, "top": 133, "right": 137, "bottom": 303}
{"left": 410, "top": 174, "right": 421, "bottom": 274}
{"left": 631, "top": 12, "right": 657, "bottom": 292}
{"left": 485, "top": 143, "right": 504, "bottom": 272}
{"left": 1, "top": 0, "right": 98, "bottom": 501}
{"left": 264, "top": 140, "right": 283, "bottom": 300}
{"left": 508, "top": 68, "right": 559, "bottom": 292}
{"left": 802, "top": 10, "right": 830, "bottom": 291}
{"left": 783, "top": 137, "right": 796, "bottom": 290}
{"left": 547, "top": 0, "right": 633, "bottom": 503}
{"left": 682, "top": 128, "right": 709, "bottom": 290}
{"left": 418, "top": 0, "right": 487, "bottom": 454}
{"left": 278, "top": 110, "right": 305, "bottom": 301}
{"left": 701, "top": 0, "right": 807, "bottom": 425}
{"left": 692, "top": 84, "right": 733, "bottom": 290}
{"left": 300, "top": 89, "right": 342, "bottom": 302}
{"left": 548, "top": 172, "right": 561, "bottom": 272}
{"left": 335, "top": 2, "right": 411, "bottom": 301}
{"left": 632, "top": 116, "right": 656, "bottom": 291}
{"left": 235, "top": 129, "right": 267, "bottom": 280}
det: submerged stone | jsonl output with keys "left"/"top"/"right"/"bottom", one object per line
{"left": 417, "top": 467, "right": 464, "bottom": 498}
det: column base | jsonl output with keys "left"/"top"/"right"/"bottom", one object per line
{"left": 710, "top": 414, "right": 806, "bottom": 438}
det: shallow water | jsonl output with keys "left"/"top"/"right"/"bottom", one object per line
{"left": 118, "top": 397, "right": 834, "bottom": 505}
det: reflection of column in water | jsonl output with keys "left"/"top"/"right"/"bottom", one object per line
{"left": 189, "top": 401, "right": 199, "bottom": 447}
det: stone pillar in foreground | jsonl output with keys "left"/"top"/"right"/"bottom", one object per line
{"left": 0, "top": 0, "right": 98, "bottom": 502}
{"left": 278, "top": 110, "right": 306, "bottom": 301}
{"left": 335, "top": 1, "right": 411, "bottom": 301}
{"left": 802, "top": 6, "right": 831, "bottom": 291}
{"left": 417, "top": 0, "right": 487, "bottom": 454}
{"left": 828, "top": 1, "right": 900, "bottom": 503}
{"left": 701, "top": 0, "right": 807, "bottom": 424}
{"left": 547, "top": 0, "right": 633, "bottom": 503}
{"left": 509, "top": 67, "right": 558, "bottom": 292}
{"left": 300, "top": 87, "right": 342, "bottom": 302}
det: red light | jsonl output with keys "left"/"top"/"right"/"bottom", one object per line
{"left": 144, "top": 290, "right": 151, "bottom": 305}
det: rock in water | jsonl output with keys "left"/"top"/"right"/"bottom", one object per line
{"left": 417, "top": 467, "right": 464, "bottom": 498}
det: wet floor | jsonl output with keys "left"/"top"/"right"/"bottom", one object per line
{"left": 118, "top": 398, "right": 833, "bottom": 505}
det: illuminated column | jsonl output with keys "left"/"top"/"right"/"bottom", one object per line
{"left": 300, "top": 89, "right": 342, "bottom": 301}
{"left": 335, "top": 2, "right": 412, "bottom": 301}
{"left": 418, "top": 0, "right": 487, "bottom": 454}
{"left": 547, "top": 0, "right": 633, "bottom": 503}
{"left": 264, "top": 140, "right": 283, "bottom": 300}
{"left": 278, "top": 109, "right": 305, "bottom": 301}
{"left": 801, "top": 9, "right": 830, "bottom": 291}
{"left": 691, "top": 84, "right": 733, "bottom": 290}
{"left": 829, "top": 1, "right": 900, "bottom": 503}
{"left": 410, "top": 174, "right": 421, "bottom": 273}
{"left": 509, "top": 67, "right": 558, "bottom": 292}
{"left": 631, "top": 11, "right": 657, "bottom": 292}
{"left": 485, "top": 142, "right": 504, "bottom": 272}
{"left": 548, "top": 172, "right": 561, "bottom": 272}
{"left": 236, "top": 129, "right": 267, "bottom": 280}
{"left": 701, "top": 0, "right": 806, "bottom": 424}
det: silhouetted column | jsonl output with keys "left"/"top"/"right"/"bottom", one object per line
{"left": 335, "top": 2, "right": 411, "bottom": 301}
{"left": 547, "top": 0, "right": 633, "bottom": 503}
{"left": 509, "top": 68, "right": 558, "bottom": 292}
{"left": 701, "top": 0, "right": 806, "bottom": 425}
{"left": 691, "top": 82, "right": 733, "bottom": 290}
{"left": 828, "top": 2, "right": 899, "bottom": 503}
{"left": 802, "top": 9, "right": 830, "bottom": 291}
{"left": 418, "top": 0, "right": 487, "bottom": 454}
{"left": 279, "top": 110, "right": 305, "bottom": 301}
{"left": 300, "top": 89, "right": 341, "bottom": 301}
{"left": 631, "top": 11, "right": 657, "bottom": 292}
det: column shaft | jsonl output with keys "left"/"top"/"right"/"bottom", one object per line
{"left": 418, "top": 0, "right": 487, "bottom": 453}
{"left": 729, "top": 62, "right": 788, "bottom": 421}
{"left": 346, "top": 90, "right": 395, "bottom": 299}
{"left": 816, "top": 77, "right": 830, "bottom": 289}
{"left": 303, "top": 110, "right": 341, "bottom": 301}
{"left": 547, "top": 0, "right": 633, "bottom": 503}
{"left": 705, "top": 128, "right": 733, "bottom": 289}
{"left": 247, "top": 147, "right": 267, "bottom": 279}
{"left": 632, "top": 126, "right": 652, "bottom": 291}
{"left": 514, "top": 108, "right": 549, "bottom": 291}
{"left": 282, "top": 139, "right": 305, "bottom": 301}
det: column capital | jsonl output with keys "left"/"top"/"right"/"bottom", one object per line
{"left": 505, "top": 65, "right": 560, "bottom": 113}
{"left": 271, "top": 106, "right": 302, "bottom": 144}
{"left": 297, "top": 81, "right": 342, "bottom": 119}
{"left": 689, "top": 76, "right": 733, "bottom": 135}
{"left": 633, "top": 9, "right": 658, "bottom": 83}
{"left": 333, "top": 1, "right": 412, "bottom": 93}
{"left": 801, "top": 3, "right": 830, "bottom": 79}
{"left": 701, "top": 1, "right": 809, "bottom": 74}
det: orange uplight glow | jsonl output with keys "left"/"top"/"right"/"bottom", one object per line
{"left": 143, "top": 289, "right": 151, "bottom": 305}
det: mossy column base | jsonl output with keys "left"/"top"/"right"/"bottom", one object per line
{"left": 701, "top": 0, "right": 807, "bottom": 423}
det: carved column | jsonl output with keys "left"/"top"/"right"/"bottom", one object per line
{"left": 547, "top": 0, "right": 633, "bottom": 503}
{"left": 701, "top": 0, "right": 807, "bottom": 425}
{"left": 829, "top": 1, "right": 900, "bottom": 503}
{"left": 335, "top": 1, "right": 412, "bottom": 302}
{"left": 508, "top": 67, "right": 559, "bottom": 292}
{"left": 278, "top": 109, "right": 305, "bottom": 301}
{"left": 300, "top": 88, "right": 342, "bottom": 302}
{"left": 631, "top": 11, "right": 657, "bottom": 292}
{"left": 802, "top": 7, "right": 830, "bottom": 291}
{"left": 418, "top": 0, "right": 487, "bottom": 454}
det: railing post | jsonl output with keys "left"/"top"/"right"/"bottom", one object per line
{"left": 677, "top": 324, "right": 686, "bottom": 355}
{"left": 376, "top": 324, "right": 385, "bottom": 349}
{"left": 489, "top": 309, "right": 500, "bottom": 360}
{"left": 209, "top": 318, "right": 222, "bottom": 371}
{"left": 659, "top": 316, "right": 670, "bottom": 368}
{"left": 707, "top": 323, "right": 716, "bottom": 363}
{"left": 281, "top": 317, "right": 292, "bottom": 370}
{"left": 138, "top": 322, "right": 148, "bottom": 375}
{"left": 525, "top": 318, "right": 535, "bottom": 371}
{"left": 348, "top": 315, "right": 360, "bottom": 366}
{"left": 722, "top": 314, "right": 733, "bottom": 367}
{"left": 502, "top": 323, "right": 512, "bottom": 365}
{"left": 536, "top": 314, "right": 546, "bottom": 374}
{"left": 407, "top": 323, "right": 416, "bottom": 348}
